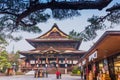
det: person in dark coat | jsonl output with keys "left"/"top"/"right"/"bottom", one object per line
{"left": 59, "top": 71, "right": 62, "bottom": 79}
{"left": 45, "top": 71, "right": 48, "bottom": 78}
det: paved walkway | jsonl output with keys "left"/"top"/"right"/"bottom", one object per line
{"left": 0, "top": 74, "right": 81, "bottom": 80}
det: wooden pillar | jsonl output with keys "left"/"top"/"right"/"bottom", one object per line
{"left": 72, "top": 59, "right": 73, "bottom": 67}
{"left": 65, "top": 58, "right": 67, "bottom": 63}
{"left": 35, "top": 59, "right": 36, "bottom": 68}
{"left": 25, "top": 60, "right": 27, "bottom": 68}
{"left": 41, "top": 58, "right": 43, "bottom": 67}
{"left": 28, "top": 60, "right": 31, "bottom": 67}
{"left": 46, "top": 56, "right": 49, "bottom": 68}
{"left": 56, "top": 57, "right": 58, "bottom": 63}
{"left": 65, "top": 57, "right": 68, "bottom": 67}
{"left": 37, "top": 57, "right": 39, "bottom": 64}
{"left": 36, "top": 57, "right": 39, "bottom": 68}
{"left": 65, "top": 57, "right": 68, "bottom": 74}
{"left": 56, "top": 56, "right": 59, "bottom": 67}
{"left": 39, "top": 58, "right": 42, "bottom": 67}
{"left": 36, "top": 58, "right": 37, "bottom": 64}
{"left": 28, "top": 56, "right": 31, "bottom": 68}
{"left": 46, "top": 56, "right": 48, "bottom": 64}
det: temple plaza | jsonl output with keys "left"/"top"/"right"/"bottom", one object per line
{"left": 0, "top": 74, "right": 81, "bottom": 80}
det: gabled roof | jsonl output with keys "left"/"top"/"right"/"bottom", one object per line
{"left": 19, "top": 49, "right": 41, "bottom": 54}
{"left": 37, "top": 23, "right": 69, "bottom": 39}
{"left": 19, "top": 48, "right": 86, "bottom": 56}
{"left": 25, "top": 23, "right": 82, "bottom": 49}
{"left": 42, "top": 46, "right": 60, "bottom": 54}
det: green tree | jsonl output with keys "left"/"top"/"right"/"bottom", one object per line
{"left": 69, "top": 30, "right": 82, "bottom": 40}
{"left": 0, "top": 50, "right": 11, "bottom": 72}
{"left": 8, "top": 52, "right": 20, "bottom": 71}
{"left": 72, "top": 66, "right": 81, "bottom": 75}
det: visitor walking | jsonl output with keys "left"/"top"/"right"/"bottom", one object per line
{"left": 59, "top": 71, "right": 62, "bottom": 79}
{"left": 56, "top": 70, "right": 60, "bottom": 79}
{"left": 45, "top": 71, "right": 48, "bottom": 78}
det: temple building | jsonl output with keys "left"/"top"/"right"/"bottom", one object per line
{"left": 19, "top": 23, "right": 85, "bottom": 72}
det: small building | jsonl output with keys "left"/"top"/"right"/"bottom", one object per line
{"left": 19, "top": 23, "right": 85, "bottom": 73}
{"left": 80, "top": 31, "right": 120, "bottom": 80}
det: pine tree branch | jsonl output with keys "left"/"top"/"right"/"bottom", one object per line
{"left": 16, "top": 0, "right": 112, "bottom": 26}
{"left": 106, "top": 4, "right": 120, "bottom": 12}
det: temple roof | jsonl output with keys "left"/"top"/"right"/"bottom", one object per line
{"left": 42, "top": 46, "right": 60, "bottom": 54}
{"left": 37, "top": 23, "right": 69, "bottom": 39}
{"left": 26, "top": 23, "right": 82, "bottom": 48}
{"left": 19, "top": 47, "right": 86, "bottom": 56}
{"left": 19, "top": 23, "right": 83, "bottom": 55}
{"left": 26, "top": 23, "right": 78, "bottom": 44}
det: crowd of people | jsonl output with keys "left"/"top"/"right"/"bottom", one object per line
{"left": 34, "top": 69, "right": 48, "bottom": 78}
{"left": 34, "top": 69, "right": 62, "bottom": 79}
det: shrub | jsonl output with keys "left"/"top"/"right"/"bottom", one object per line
{"left": 71, "top": 66, "right": 81, "bottom": 75}
{"left": 77, "top": 70, "right": 81, "bottom": 75}
{"left": 16, "top": 72, "right": 24, "bottom": 75}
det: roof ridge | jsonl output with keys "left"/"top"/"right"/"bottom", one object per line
{"left": 36, "top": 23, "right": 69, "bottom": 39}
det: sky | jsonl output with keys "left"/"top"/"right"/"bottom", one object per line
{"left": 6, "top": 0, "right": 120, "bottom": 53}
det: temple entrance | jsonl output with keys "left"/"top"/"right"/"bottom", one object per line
{"left": 50, "top": 62, "right": 56, "bottom": 67}
{"left": 48, "top": 58, "right": 56, "bottom": 67}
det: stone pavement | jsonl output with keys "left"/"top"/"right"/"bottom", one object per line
{"left": 0, "top": 74, "right": 81, "bottom": 80}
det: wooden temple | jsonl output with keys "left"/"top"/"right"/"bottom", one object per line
{"left": 19, "top": 23, "right": 85, "bottom": 72}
